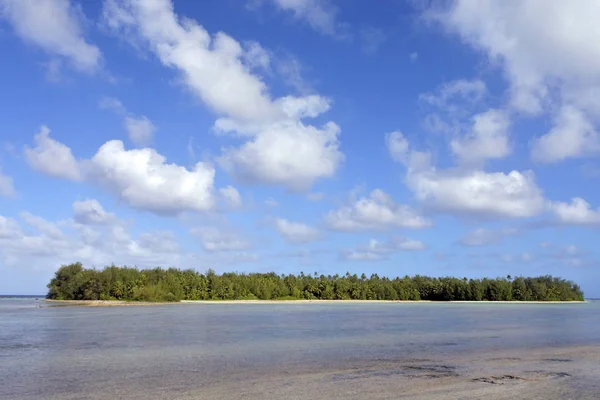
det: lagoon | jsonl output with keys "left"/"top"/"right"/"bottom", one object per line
{"left": 1, "top": 298, "right": 599, "bottom": 399}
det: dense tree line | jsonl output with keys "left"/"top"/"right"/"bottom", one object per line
{"left": 46, "top": 263, "right": 585, "bottom": 302}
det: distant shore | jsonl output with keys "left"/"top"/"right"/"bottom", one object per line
{"left": 44, "top": 299, "right": 587, "bottom": 307}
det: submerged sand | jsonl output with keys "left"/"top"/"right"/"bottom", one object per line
{"left": 165, "top": 345, "right": 600, "bottom": 400}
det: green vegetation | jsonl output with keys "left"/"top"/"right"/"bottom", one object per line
{"left": 46, "top": 263, "right": 584, "bottom": 302}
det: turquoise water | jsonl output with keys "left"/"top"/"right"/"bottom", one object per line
{"left": 1, "top": 299, "right": 599, "bottom": 399}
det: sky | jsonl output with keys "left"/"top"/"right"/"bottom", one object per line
{"left": 0, "top": 0, "right": 599, "bottom": 297}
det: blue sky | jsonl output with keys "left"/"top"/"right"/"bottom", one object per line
{"left": 1, "top": 0, "right": 599, "bottom": 297}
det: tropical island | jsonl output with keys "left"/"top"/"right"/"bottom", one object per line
{"left": 46, "top": 263, "right": 585, "bottom": 302}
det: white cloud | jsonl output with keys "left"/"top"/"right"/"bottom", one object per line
{"left": 420, "top": 79, "right": 487, "bottom": 109}
{"left": 450, "top": 109, "right": 511, "bottom": 164}
{"left": 389, "top": 133, "right": 545, "bottom": 218}
{"left": 100, "top": 97, "right": 156, "bottom": 147}
{"left": 409, "top": 52, "right": 418, "bottom": 63}
{"left": 274, "top": 217, "right": 321, "bottom": 243}
{"left": 408, "top": 168, "right": 544, "bottom": 218}
{"left": 342, "top": 237, "right": 426, "bottom": 261}
{"left": 191, "top": 226, "right": 252, "bottom": 252}
{"left": 103, "top": 0, "right": 275, "bottom": 122}
{"left": 549, "top": 197, "right": 600, "bottom": 225}
{"left": 0, "top": 0, "right": 101, "bottom": 73}
{"left": 0, "top": 168, "right": 15, "bottom": 197}
{"left": 124, "top": 116, "right": 156, "bottom": 147}
{"left": 428, "top": 1, "right": 600, "bottom": 161}
{"left": 0, "top": 205, "right": 181, "bottom": 270}
{"left": 218, "top": 119, "right": 342, "bottom": 191}
{"left": 385, "top": 131, "right": 409, "bottom": 163}
{"left": 0, "top": 215, "right": 21, "bottom": 239}
{"left": 429, "top": 1, "right": 600, "bottom": 114}
{"left": 72, "top": 199, "right": 116, "bottom": 225}
{"left": 531, "top": 105, "right": 600, "bottom": 163}
{"left": 325, "top": 189, "right": 431, "bottom": 231}
{"left": 102, "top": 0, "right": 343, "bottom": 191}
{"left": 87, "top": 140, "right": 216, "bottom": 215}
{"left": 24, "top": 125, "right": 82, "bottom": 181}
{"left": 20, "top": 212, "right": 64, "bottom": 239}
{"left": 23, "top": 127, "right": 224, "bottom": 216}
{"left": 259, "top": 0, "right": 343, "bottom": 38}
{"left": 243, "top": 41, "right": 271, "bottom": 71}
{"left": 219, "top": 185, "right": 242, "bottom": 209}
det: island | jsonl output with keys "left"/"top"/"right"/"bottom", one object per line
{"left": 45, "top": 263, "right": 584, "bottom": 303}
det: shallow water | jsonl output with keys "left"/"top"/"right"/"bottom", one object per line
{"left": 1, "top": 299, "right": 599, "bottom": 399}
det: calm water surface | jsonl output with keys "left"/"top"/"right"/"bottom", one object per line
{"left": 1, "top": 299, "right": 599, "bottom": 399}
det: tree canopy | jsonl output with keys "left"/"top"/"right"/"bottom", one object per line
{"left": 46, "top": 263, "right": 584, "bottom": 302}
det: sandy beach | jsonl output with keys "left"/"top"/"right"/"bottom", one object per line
{"left": 43, "top": 299, "right": 178, "bottom": 307}
{"left": 44, "top": 299, "right": 587, "bottom": 307}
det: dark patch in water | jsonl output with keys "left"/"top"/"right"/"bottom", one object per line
{"left": 332, "top": 364, "right": 458, "bottom": 381}
{"left": 543, "top": 358, "right": 573, "bottom": 363}
{"left": 527, "top": 370, "right": 572, "bottom": 379}
{"left": 472, "top": 375, "right": 526, "bottom": 385}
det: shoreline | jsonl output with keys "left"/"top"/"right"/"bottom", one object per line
{"left": 43, "top": 299, "right": 588, "bottom": 307}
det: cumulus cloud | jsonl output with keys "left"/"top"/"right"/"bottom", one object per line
{"left": 274, "top": 217, "right": 321, "bottom": 243}
{"left": 87, "top": 140, "right": 216, "bottom": 215}
{"left": 24, "top": 125, "right": 82, "bottom": 181}
{"left": 388, "top": 131, "right": 545, "bottom": 218}
{"left": 0, "top": 0, "right": 101, "bottom": 73}
{"left": 217, "top": 119, "right": 342, "bottom": 191}
{"left": 24, "top": 126, "right": 221, "bottom": 216}
{"left": 532, "top": 105, "right": 600, "bottom": 163}
{"left": 408, "top": 168, "right": 544, "bottom": 218}
{"left": 341, "top": 237, "right": 426, "bottom": 261}
{"left": 325, "top": 189, "right": 431, "bottom": 232}
{"left": 102, "top": 0, "right": 343, "bottom": 191}
{"left": 428, "top": 1, "right": 600, "bottom": 160}
{"left": 0, "top": 202, "right": 182, "bottom": 271}
{"left": 549, "top": 197, "right": 600, "bottom": 225}
{"left": 72, "top": 199, "right": 116, "bottom": 225}
{"left": 450, "top": 109, "right": 511, "bottom": 165}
